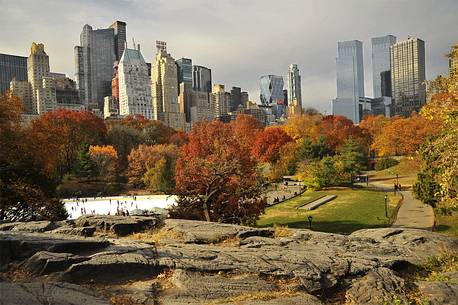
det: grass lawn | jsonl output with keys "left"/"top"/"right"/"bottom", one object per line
{"left": 368, "top": 157, "right": 421, "bottom": 189}
{"left": 257, "top": 187, "right": 399, "bottom": 235}
{"left": 435, "top": 209, "right": 458, "bottom": 237}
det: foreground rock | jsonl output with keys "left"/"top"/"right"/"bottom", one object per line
{"left": 0, "top": 216, "right": 457, "bottom": 304}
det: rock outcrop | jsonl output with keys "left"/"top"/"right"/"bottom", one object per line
{"left": 0, "top": 216, "right": 456, "bottom": 305}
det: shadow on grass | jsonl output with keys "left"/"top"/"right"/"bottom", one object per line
{"left": 259, "top": 219, "right": 391, "bottom": 235}
{"left": 435, "top": 224, "right": 452, "bottom": 232}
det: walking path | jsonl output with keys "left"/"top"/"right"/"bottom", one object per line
{"left": 392, "top": 191, "right": 435, "bottom": 230}
{"left": 366, "top": 180, "right": 435, "bottom": 231}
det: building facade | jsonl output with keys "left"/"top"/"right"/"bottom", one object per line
{"left": 229, "top": 86, "right": 242, "bottom": 112}
{"left": 9, "top": 79, "right": 32, "bottom": 112}
{"left": 0, "top": 53, "right": 27, "bottom": 96}
{"left": 190, "top": 90, "right": 212, "bottom": 123}
{"left": 110, "top": 21, "right": 127, "bottom": 61}
{"left": 151, "top": 43, "right": 186, "bottom": 131}
{"left": 287, "top": 64, "right": 302, "bottom": 108}
{"left": 192, "top": 65, "right": 212, "bottom": 93}
{"left": 332, "top": 40, "right": 365, "bottom": 123}
{"left": 390, "top": 38, "right": 426, "bottom": 117}
{"left": 371, "top": 35, "right": 396, "bottom": 98}
{"left": 449, "top": 44, "right": 458, "bottom": 78}
{"left": 118, "top": 47, "right": 152, "bottom": 119}
{"left": 74, "top": 23, "right": 119, "bottom": 109}
{"left": 211, "top": 84, "right": 229, "bottom": 118}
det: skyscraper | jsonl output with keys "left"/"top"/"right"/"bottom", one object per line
{"left": 332, "top": 40, "right": 365, "bottom": 123}
{"left": 260, "top": 75, "right": 284, "bottom": 105}
{"left": 27, "top": 42, "right": 57, "bottom": 114}
{"left": 390, "top": 38, "right": 426, "bottom": 117}
{"left": 74, "top": 23, "right": 119, "bottom": 109}
{"left": 449, "top": 44, "right": 458, "bottom": 78}
{"left": 0, "top": 53, "right": 27, "bottom": 96}
{"left": 176, "top": 58, "right": 193, "bottom": 86}
{"left": 211, "top": 84, "right": 229, "bottom": 118}
{"left": 151, "top": 41, "right": 186, "bottom": 131}
{"left": 109, "top": 21, "right": 127, "bottom": 61}
{"left": 176, "top": 58, "right": 193, "bottom": 122}
{"left": 192, "top": 65, "right": 212, "bottom": 93}
{"left": 230, "top": 86, "right": 242, "bottom": 111}
{"left": 118, "top": 46, "right": 152, "bottom": 119}
{"left": 287, "top": 64, "right": 302, "bottom": 108}
{"left": 371, "top": 35, "right": 396, "bottom": 98}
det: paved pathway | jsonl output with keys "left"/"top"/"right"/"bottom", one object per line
{"left": 392, "top": 191, "right": 435, "bottom": 230}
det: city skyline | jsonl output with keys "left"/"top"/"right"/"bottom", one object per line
{"left": 1, "top": 0, "right": 457, "bottom": 113}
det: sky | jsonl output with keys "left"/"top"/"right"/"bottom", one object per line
{"left": 1, "top": 0, "right": 457, "bottom": 113}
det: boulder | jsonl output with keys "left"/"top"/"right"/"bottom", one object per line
{"left": 10, "top": 221, "right": 58, "bottom": 232}
{"left": 345, "top": 267, "right": 407, "bottom": 305}
{"left": 75, "top": 215, "right": 162, "bottom": 236}
{"left": 0, "top": 282, "right": 109, "bottom": 305}
{"left": 23, "top": 251, "right": 89, "bottom": 275}
{"left": 51, "top": 226, "right": 96, "bottom": 237}
{"left": 417, "top": 280, "right": 458, "bottom": 305}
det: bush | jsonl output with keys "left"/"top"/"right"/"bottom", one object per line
{"left": 375, "top": 157, "right": 399, "bottom": 171}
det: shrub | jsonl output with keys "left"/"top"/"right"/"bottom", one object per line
{"left": 375, "top": 157, "right": 400, "bottom": 171}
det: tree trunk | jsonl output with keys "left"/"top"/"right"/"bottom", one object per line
{"left": 202, "top": 200, "right": 211, "bottom": 222}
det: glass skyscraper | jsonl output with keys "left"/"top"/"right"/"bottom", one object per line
{"left": 390, "top": 38, "right": 426, "bottom": 117}
{"left": 333, "top": 40, "right": 365, "bottom": 123}
{"left": 0, "top": 53, "right": 27, "bottom": 95}
{"left": 176, "top": 58, "right": 193, "bottom": 85}
{"left": 192, "top": 65, "right": 212, "bottom": 93}
{"left": 260, "top": 75, "right": 284, "bottom": 105}
{"left": 371, "top": 35, "right": 396, "bottom": 98}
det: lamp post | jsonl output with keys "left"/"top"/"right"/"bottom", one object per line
{"left": 396, "top": 174, "right": 399, "bottom": 185}
{"left": 384, "top": 194, "right": 388, "bottom": 218}
{"left": 308, "top": 216, "right": 313, "bottom": 229}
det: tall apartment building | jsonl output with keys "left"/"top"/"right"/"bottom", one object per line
{"left": 211, "top": 84, "right": 229, "bottom": 118}
{"left": 192, "top": 65, "right": 212, "bottom": 93}
{"left": 151, "top": 42, "right": 186, "bottom": 131}
{"left": 0, "top": 53, "right": 27, "bottom": 96}
{"left": 332, "top": 40, "right": 365, "bottom": 123}
{"left": 74, "top": 22, "right": 122, "bottom": 109}
{"left": 287, "top": 64, "right": 302, "bottom": 108}
{"left": 371, "top": 35, "right": 396, "bottom": 98}
{"left": 390, "top": 38, "right": 426, "bottom": 117}
{"left": 9, "top": 78, "right": 32, "bottom": 112}
{"left": 449, "top": 44, "right": 458, "bottom": 78}
{"left": 190, "top": 90, "right": 212, "bottom": 123}
{"left": 27, "top": 42, "right": 57, "bottom": 114}
{"left": 118, "top": 46, "right": 152, "bottom": 119}
{"left": 110, "top": 21, "right": 127, "bottom": 61}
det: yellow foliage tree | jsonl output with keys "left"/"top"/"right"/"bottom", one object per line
{"left": 88, "top": 145, "right": 118, "bottom": 178}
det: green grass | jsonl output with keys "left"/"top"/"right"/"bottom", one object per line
{"left": 368, "top": 157, "right": 421, "bottom": 188}
{"left": 435, "top": 209, "right": 458, "bottom": 237}
{"left": 257, "top": 187, "right": 399, "bottom": 234}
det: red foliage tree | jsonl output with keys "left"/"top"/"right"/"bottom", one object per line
{"left": 172, "top": 120, "right": 266, "bottom": 225}
{"left": 252, "top": 127, "right": 293, "bottom": 163}
{"left": 230, "top": 114, "right": 264, "bottom": 150}
{"left": 317, "top": 115, "right": 368, "bottom": 152}
{"left": 29, "top": 109, "right": 106, "bottom": 177}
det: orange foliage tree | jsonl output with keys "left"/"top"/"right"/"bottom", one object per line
{"left": 29, "top": 109, "right": 106, "bottom": 178}
{"left": 371, "top": 114, "right": 439, "bottom": 156}
{"left": 88, "top": 145, "right": 118, "bottom": 178}
{"left": 282, "top": 114, "right": 322, "bottom": 141}
{"left": 317, "top": 115, "right": 368, "bottom": 152}
{"left": 252, "top": 127, "right": 293, "bottom": 163}
{"left": 126, "top": 144, "right": 178, "bottom": 187}
{"left": 230, "top": 114, "right": 264, "bottom": 149}
{"left": 172, "top": 120, "right": 266, "bottom": 225}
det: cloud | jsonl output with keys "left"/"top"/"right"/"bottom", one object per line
{"left": 1, "top": 0, "right": 456, "bottom": 113}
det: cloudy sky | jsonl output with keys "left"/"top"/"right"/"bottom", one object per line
{"left": 1, "top": 0, "right": 457, "bottom": 113}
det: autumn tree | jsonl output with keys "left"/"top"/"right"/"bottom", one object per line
{"left": 252, "top": 127, "right": 293, "bottom": 163}
{"left": 0, "top": 94, "right": 67, "bottom": 221}
{"left": 230, "top": 114, "right": 264, "bottom": 149}
{"left": 29, "top": 109, "right": 106, "bottom": 178}
{"left": 172, "top": 120, "right": 266, "bottom": 225}
{"left": 371, "top": 114, "right": 439, "bottom": 156}
{"left": 359, "top": 115, "right": 391, "bottom": 140}
{"left": 126, "top": 144, "right": 178, "bottom": 190}
{"left": 88, "top": 145, "right": 118, "bottom": 178}
{"left": 317, "top": 115, "right": 367, "bottom": 152}
{"left": 282, "top": 113, "right": 322, "bottom": 141}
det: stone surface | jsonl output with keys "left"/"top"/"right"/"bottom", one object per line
{"left": 10, "top": 221, "right": 58, "bottom": 232}
{"left": 0, "top": 282, "right": 109, "bottom": 305}
{"left": 417, "top": 280, "right": 458, "bottom": 305}
{"left": 23, "top": 251, "right": 89, "bottom": 276}
{"left": 345, "top": 267, "right": 407, "bottom": 305}
{"left": 51, "top": 226, "right": 96, "bottom": 237}
{"left": 0, "top": 217, "right": 456, "bottom": 305}
{"left": 75, "top": 215, "right": 162, "bottom": 236}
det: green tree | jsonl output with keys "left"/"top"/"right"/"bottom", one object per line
{"left": 143, "top": 157, "right": 175, "bottom": 193}
{"left": 75, "top": 142, "right": 94, "bottom": 178}
{"left": 339, "top": 137, "right": 367, "bottom": 178}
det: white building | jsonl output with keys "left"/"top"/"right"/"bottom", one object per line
{"left": 118, "top": 46, "right": 152, "bottom": 119}
{"left": 287, "top": 64, "right": 302, "bottom": 108}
